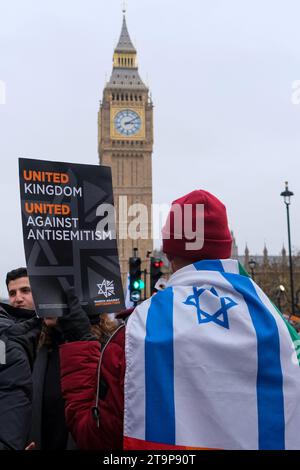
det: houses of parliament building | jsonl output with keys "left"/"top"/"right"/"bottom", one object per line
{"left": 231, "top": 235, "right": 300, "bottom": 317}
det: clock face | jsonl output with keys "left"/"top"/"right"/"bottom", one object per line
{"left": 114, "top": 109, "right": 142, "bottom": 136}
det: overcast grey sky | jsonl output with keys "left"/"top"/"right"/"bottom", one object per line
{"left": 0, "top": 0, "right": 300, "bottom": 297}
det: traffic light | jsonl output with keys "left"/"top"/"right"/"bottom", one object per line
{"left": 129, "top": 256, "right": 145, "bottom": 303}
{"left": 150, "top": 257, "right": 164, "bottom": 294}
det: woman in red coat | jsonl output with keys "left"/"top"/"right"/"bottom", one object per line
{"left": 59, "top": 289, "right": 128, "bottom": 450}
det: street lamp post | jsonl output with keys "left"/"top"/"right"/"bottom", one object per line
{"left": 248, "top": 259, "right": 257, "bottom": 281}
{"left": 280, "top": 182, "right": 295, "bottom": 316}
{"left": 276, "top": 285, "right": 286, "bottom": 312}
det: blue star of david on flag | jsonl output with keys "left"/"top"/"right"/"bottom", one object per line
{"left": 184, "top": 287, "right": 238, "bottom": 329}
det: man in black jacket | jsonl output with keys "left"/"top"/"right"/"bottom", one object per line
{"left": 5, "top": 267, "right": 72, "bottom": 450}
{"left": 0, "top": 303, "right": 40, "bottom": 450}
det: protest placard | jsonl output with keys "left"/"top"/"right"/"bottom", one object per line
{"left": 19, "top": 158, "right": 124, "bottom": 317}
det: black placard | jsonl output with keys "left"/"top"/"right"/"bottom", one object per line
{"left": 19, "top": 158, "right": 124, "bottom": 317}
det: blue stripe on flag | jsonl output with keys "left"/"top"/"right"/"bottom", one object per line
{"left": 145, "top": 287, "right": 175, "bottom": 444}
{"left": 194, "top": 259, "right": 225, "bottom": 272}
{"left": 223, "top": 273, "right": 285, "bottom": 450}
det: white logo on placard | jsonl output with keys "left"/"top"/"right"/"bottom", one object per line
{"left": 97, "top": 280, "right": 115, "bottom": 298}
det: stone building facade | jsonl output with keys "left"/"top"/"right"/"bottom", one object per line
{"left": 237, "top": 245, "right": 300, "bottom": 316}
{"left": 98, "top": 15, "right": 153, "bottom": 284}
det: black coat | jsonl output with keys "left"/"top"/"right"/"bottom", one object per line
{"left": 29, "top": 329, "right": 70, "bottom": 450}
{"left": 0, "top": 305, "right": 40, "bottom": 450}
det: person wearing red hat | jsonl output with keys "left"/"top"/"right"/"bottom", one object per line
{"left": 58, "top": 190, "right": 300, "bottom": 450}
{"left": 162, "top": 189, "right": 232, "bottom": 266}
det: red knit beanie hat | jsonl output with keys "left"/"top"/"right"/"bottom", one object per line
{"left": 162, "top": 190, "right": 232, "bottom": 260}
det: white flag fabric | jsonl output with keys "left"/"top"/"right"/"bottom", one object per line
{"left": 124, "top": 259, "right": 300, "bottom": 450}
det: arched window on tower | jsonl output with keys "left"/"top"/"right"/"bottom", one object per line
{"left": 131, "top": 160, "right": 134, "bottom": 186}
{"left": 121, "top": 94, "right": 124, "bottom": 101}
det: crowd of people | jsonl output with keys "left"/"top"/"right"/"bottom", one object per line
{"left": 1, "top": 189, "right": 300, "bottom": 450}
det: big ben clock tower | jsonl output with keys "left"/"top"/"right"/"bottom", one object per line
{"left": 98, "top": 13, "right": 153, "bottom": 284}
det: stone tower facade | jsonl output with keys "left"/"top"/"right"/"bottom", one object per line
{"left": 239, "top": 245, "right": 300, "bottom": 317}
{"left": 98, "top": 15, "right": 154, "bottom": 284}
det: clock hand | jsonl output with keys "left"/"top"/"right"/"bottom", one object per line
{"left": 124, "top": 116, "right": 139, "bottom": 125}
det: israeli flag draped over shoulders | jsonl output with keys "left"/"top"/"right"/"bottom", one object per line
{"left": 124, "top": 259, "right": 300, "bottom": 450}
